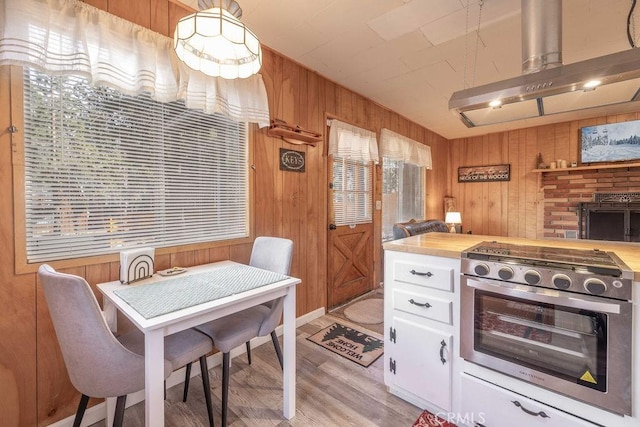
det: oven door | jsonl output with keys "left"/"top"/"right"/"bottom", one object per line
{"left": 460, "top": 275, "right": 632, "bottom": 416}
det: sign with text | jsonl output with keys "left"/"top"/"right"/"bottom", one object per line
{"left": 279, "top": 148, "right": 305, "bottom": 173}
{"left": 458, "top": 164, "right": 510, "bottom": 182}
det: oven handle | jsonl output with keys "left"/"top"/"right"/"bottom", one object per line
{"left": 465, "top": 278, "right": 623, "bottom": 314}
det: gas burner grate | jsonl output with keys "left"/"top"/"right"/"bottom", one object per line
{"left": 594, "top": 192, "right": 640, "bottom": 203}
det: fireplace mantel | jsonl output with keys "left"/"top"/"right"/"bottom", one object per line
{"left": 533, "top": 161, "right": 640, "bottom": 173}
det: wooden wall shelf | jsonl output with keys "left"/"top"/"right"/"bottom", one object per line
{"left": 532, "top": 161, "right": 640, "bottom": 173}
{"left": 266, "top": 119, "right": 322, "bottom": 146}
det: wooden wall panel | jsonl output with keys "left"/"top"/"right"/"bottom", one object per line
{"left": 0, "top": 66, "right": 37, "bottom": 427}
{"left": 0, "top": 0, "right": 575, "bottom": 424}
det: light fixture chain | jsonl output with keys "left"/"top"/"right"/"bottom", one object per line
{"left": 463, "top": 0, "right": 470, "bottom": 89}
{"left": 472, "top": 0, "right": 484, "bottom": 88}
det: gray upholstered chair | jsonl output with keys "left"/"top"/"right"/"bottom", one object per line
{"left": 192, "top": 236, "right": 293, "bottom": 426}
{"left": 38, "top": 264, "right": 215, "bottom": 427}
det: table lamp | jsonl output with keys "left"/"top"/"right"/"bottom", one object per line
{"left": 445, "top": 211, "right": 462, "bottom": 233}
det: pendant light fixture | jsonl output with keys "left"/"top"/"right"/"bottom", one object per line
{"left": 174, "top": 0, "right": 262, "bottom": 79}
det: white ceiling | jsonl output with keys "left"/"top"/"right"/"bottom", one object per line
{"left": 183, "top": 0, "right": 640, "bottom": 139}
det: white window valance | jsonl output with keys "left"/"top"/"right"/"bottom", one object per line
{"left": 328, "top": 119, "right": 379, "bottom": 164}
{"left": 0, "top": 0, "right": 270, "bottom": 127}
{"left": 379, "top": 128, "right": 432, "bottom": 169}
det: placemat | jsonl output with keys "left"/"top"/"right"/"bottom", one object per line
{"left": 114, "top": 265, "right": 289, "bottom": 319}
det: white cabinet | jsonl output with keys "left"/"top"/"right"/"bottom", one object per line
{"left": 460, "top": 374, "right": 599, "bottom": 427}
{"left": 384, "top": 250, "right": 459, "bottom": 413}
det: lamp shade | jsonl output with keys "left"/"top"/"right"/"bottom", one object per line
{"left": 174, "top": 6, "right": 262, "bottom": 79}
{"left": 445, "top": 211, "right": 462, "bottom": 224}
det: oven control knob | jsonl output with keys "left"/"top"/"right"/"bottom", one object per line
{"left": 584, "top": 278, "right": 607, "bottom": 295}
{"left": 524, "top": 270, "right": 541, "bottom": 285}
{"left": 474, "top": 263, "right": 490, "bottom": 276}
{"left": 498, "top": 266, "right": 514, "bottom": 280}
{"left": 552, "top": 274, "right": 572, "bottom": 290}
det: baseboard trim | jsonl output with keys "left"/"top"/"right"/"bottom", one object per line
{"left": 47, "top": 307, "right": 326, "bottom": 427}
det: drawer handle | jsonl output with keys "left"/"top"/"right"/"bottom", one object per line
{"left": 511, "top": 400, "right": 550, "bottom": 419}
{"left": 439, "top": 339, "right": 447, "bottom": 364}
{"left": 408, "top": 298, "right": 431, "bottom": 308}
{"left": 410, "top": 269, "right": 433, "bottom": 277}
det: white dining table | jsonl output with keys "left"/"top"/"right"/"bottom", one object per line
{"left": 97, "top": 260, "right": 301, "bottom": 427}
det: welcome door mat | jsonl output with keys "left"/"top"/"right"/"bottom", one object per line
{"left": 307, "top": 322, "right": 383, "bottom": 367}
{"left": 412, "top": 410, "right": 456, "bottom": 427}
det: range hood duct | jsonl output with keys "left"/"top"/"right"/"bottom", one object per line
{"left": 521, "top": 0, "right": 562, "bottom": 74}
{"left": 449, "top": 0, "right": 640, "bottom": 128}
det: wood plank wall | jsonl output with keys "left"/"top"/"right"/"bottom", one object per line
{"left": 448, "top": 112, "right": 640, "bottom": 238}
{"left": 0, "top": 1, "right": 449, "bottom": 425}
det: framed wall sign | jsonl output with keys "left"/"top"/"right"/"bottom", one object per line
{"left": 458, "top": 164, "right": 510, "bottom": 182}
{"left": 580, "top": 120, "right": 640, "bottom": 164}
{"left": 279, "top": 148, "right": 306, "bottom": 172}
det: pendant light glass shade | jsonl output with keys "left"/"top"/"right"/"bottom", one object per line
{"left": 174, "top": 5, "right": 262, "bottom": 79}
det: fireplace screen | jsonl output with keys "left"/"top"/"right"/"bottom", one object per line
{"left": 579, "top": 202, "right": 640, "bottom": 242}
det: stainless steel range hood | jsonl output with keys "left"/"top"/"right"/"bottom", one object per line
{"left": 448, "top": 0, "right": 640, "bottom": 128}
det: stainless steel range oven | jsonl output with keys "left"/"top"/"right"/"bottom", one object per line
{"left": 460, "top": 241, "right": 633, "bottom": 416}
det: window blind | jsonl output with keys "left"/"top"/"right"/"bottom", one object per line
{"left": 332, "top": 158, "right": 373, "bottom": 226}
{"left": 22, "top": 67, "right": 249, "bottom": 262}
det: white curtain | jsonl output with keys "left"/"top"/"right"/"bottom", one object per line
{"left": 328, "top": 119, "right": 379, "bottom": 164}
{"left": 379, "top": 128, "right": 432, "bottom": 169}
{"left": 0, "top": 0, "right": 270, "bottom": 127}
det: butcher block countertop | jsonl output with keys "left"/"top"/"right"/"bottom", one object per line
{"left": 383, "top": 232, "right": 640, "bottom": 281}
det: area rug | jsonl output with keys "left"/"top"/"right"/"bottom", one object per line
{"left": 306, "top": 322, "right": 383, "bottom": 367}
{"left": 412, "top": 410, "right": 457, "bottom": 427}
{"left": 343, "top": 298, "right": 383, "bottom": 324}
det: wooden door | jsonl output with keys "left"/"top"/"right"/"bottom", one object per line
{"left": 327, "top": 222, "right": 373, "bottom": 308}
{"left": 327, "top": 152, "right": 374, "bottom": 309}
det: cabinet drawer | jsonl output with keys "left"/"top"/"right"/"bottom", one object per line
{"left": 393, "top": 288, "right": 452, "bottom": 324}
{"left": 393, "top": 260, "right": 453, "bottom": 292}
{"left": 460, "top": 374, "right": 598, "bottom": 427}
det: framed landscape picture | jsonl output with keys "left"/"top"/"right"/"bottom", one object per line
{"left": 580, "top": 120, "right": 640, "bottom": 164}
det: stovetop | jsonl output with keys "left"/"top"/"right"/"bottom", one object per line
{"left": 462, "top": 241, "right": 628, "bottom": 276}
{"left": 461, "top": 241, "right": 633, "bottom": 300}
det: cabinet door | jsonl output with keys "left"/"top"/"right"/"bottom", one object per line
{"left": 460, "top": 374, "right": 598, "bottom": 427}
{"left": 392, "top": 316, "right": 452, "bottom": 411}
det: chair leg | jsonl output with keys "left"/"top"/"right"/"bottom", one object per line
{"left": 183, "top": 361, "right": 193, "bottom": 402}
{"left": 72, "top": 394, "right": 90, "bottom": 427}
{"left": 199, "top": 356, "right": 215, "bottom": 427}
{"left": 113, "top": 395, "right": 127, "bottom": 427}
{"left": 271, "top": 331, "right": 284, "bottom": 370}
{"left": 245, "top": 341, "right": 252, "bottom": 365}
{"left": 222, "top": 352, "right": 230, "bottom": 427}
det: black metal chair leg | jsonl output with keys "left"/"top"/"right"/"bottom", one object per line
{"left": 113, "top": 395, "right": 127, "bottom": 427}
{"left": 183, "top": 361, "right": 193, "bottom": 402}
{"left": 199, "top": 355, "right": 215, "bottom": 427}
{"left": 271, "top": 331, "right": 284, "bottom": 370}
{"left": 245, "top": 341, "right": 252, "bottom": 365}
{"left": 222, "top": 352, "right": 230, "bottom": 427}
{"left": 72, "top": 394, "right": 90, "bottom": 427}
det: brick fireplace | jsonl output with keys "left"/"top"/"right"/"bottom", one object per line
{"left": 541, "top": 166, "right": 640, "bottom": 240}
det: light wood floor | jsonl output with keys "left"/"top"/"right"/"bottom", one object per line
{"left": 97, "top": 314, "right": 420, "bottom": 426}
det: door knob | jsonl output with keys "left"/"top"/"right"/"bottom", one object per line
{"left": 329, "top": 224, "right": 337, "bottom": 230}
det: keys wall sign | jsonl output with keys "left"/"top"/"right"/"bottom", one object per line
{"left": 279, "top": 148, "right": 305, "bottom": 173}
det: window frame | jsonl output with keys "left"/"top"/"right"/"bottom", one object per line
{"left": 10, "top": 66, "right": 254, "bottom": 274}
{"left": 381, "top": 157, "right": 426, "bottom": 241}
